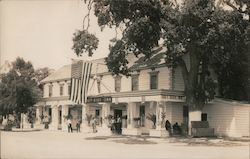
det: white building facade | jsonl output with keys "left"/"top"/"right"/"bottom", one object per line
{"left": 34, "top": 52, "right": 250, "bottom": 137}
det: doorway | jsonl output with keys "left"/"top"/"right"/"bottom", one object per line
{"left": 114, "top": 109, "right": 122, "bottom": 118}
{"left": 114, "top": 109, "right": 122, "bottom": 134}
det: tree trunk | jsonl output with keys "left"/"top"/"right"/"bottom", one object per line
{"left": 178, "top": 48, "right": 204, "bottom": 136}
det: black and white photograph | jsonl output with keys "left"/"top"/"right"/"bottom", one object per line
{"left": 0, "top": 0, "right": 249, "bottom": 158}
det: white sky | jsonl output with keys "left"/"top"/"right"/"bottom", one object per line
{"left": 0, "top": 0, "right": 116, "bottom": 69}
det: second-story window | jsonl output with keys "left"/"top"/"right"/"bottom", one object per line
{"left": 49, "top": 84, "right": 53, "bottom": 97}
{"left": 149, "top": 71, "right": 159, "bottom": 90}
{"left": 131, "top": 74, "right": 139, "bottom": 91}
{"left": 114, "top": 75, "right": 121, "bottom": 92}
{"left": 60, "top": 84, "right": 64, "bottom": 96}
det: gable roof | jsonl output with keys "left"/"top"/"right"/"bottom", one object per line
{"left": 129, "top": 46, "right": 167, "bottom": 70}
{"left": 41, "top": 58, "right": 108, "bottom": 83}
{"left": 41, "top": 46, "right": 168, "bottom": 83}
{"left": 41, "top": 64, "right": 71, "bottom": 83}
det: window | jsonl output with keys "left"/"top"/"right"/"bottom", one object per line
{"left": 49, "top": 84, "right": 53, "bottom": 97}
{"left": 131, "top": 75, "right": 139, "bottom": 91}
{"left": 149, "top": 71, "right": 159, "bottom": 89}
{"left": 201, "top": 113, "right": 207, "bottom": 121}
{"left": 60, "top": 84, "right": 64, "bottom": 96}
{"left": 114, "top": 76, "right": 121, "bottom": 92}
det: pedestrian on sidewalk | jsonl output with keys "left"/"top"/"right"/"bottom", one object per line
{"left": 91, "top": 117, "right": 97, "bottom": 133}
{"left": 76, "top": 119, "right": 81, "bottom": 133}
{"left": 67, "top": 118, "right": 73, "bottom": 133}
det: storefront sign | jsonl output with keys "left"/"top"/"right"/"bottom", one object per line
{"left": 87, "top": 96, "right": 112, "bottom": 103}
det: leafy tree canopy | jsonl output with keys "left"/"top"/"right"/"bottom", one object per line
{"left": 72, "top": 0, "right": 250, "bottom": 110}
{"left": 0, "top": 57, "right": 42, "bottom": 115}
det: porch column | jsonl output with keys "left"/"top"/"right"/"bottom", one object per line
{"left": 50, "top": 105, "right": 59, "bottom": 130}
{"left": 101, "top": 103, "right": 110, "bottom": 129}
{"left": 149, "top": 101, "right": 169, "bottom": 137}
{"left": 156, "top": 101, "right": 165, "bottom": 130}
{"left": 35, "top": 106, "right": 42, "bottom": 124}
{"left": 98, "top": 103, "right": 112, "bottom": 135}
{"left": 122, "top": 102, "right": 141, "bottom": 135}
{"left": 127, "top": 102, "right": 136, "bottom": 129}
{"left": 61, "top": 105, "right": 69, "bottom": 131}
{"left": 81, "top": 104, "right": 89, "bottom": 132}
{"left": 35, "top": 106, "right": 43, "bottom": 129}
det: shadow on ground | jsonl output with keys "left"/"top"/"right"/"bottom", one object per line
{"left": 167, "top": 137, "right": 246, "bottom": 147}
{"left": 85, "top": 135, "right": 247, "bottom": 146}
{"left": 85, "top": 135, "right": 157, "bottom": 144}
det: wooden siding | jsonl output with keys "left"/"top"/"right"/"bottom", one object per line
{"left": 203, "top": 99, "right": 250, "bottom": 137}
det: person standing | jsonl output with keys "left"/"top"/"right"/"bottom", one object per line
{"left": 91, "top": 117, "right": 97, "bottom": 133}
{"left": 116, "top": 116, "right": 122, "bottom": 134}
{"left": 67, "top": 118, "right": 73, "bottom": 133}
{"left": 76, "top": 119, "right": 81, "bottom": 133}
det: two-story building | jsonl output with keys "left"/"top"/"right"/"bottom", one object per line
{"left": 35, "top": 47, "right": 250, "bottom": 137}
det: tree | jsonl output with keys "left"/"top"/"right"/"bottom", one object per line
{"left": 34, "top": 67, "right": 53, "bottom": 83}
{"left": 216, "top": 0, "right": 250, "bottom": 102}
{"left": 72, "top": 0, "right": 250, "bottom": 133}
{"left": 0, "top": 57, "right": 42, "bottom": 118}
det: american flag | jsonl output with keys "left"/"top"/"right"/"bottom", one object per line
{"left": 70, "top": 60, "right": 92, "bottom": 104}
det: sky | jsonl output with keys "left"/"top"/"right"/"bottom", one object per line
{"left": 0, "top": 0, "right": 116, "bottom": 70}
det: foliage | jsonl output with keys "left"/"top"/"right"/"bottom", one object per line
{"left": 72, "top": 30, "right": 99, "bottom": 57}
{"left": 27, "top": 107, "right": 36, "bottom": 125}
{"left": 0, "top": 57, "right": 42, "bottom": 115}
{"left": 34, "top": 67, "right": 53, "bottom": 84}
{"left": 74, "top": 0, "right": 250, "bottom": 110}
{"left": 146, "top": 113, "right": 156, "bottom": 128}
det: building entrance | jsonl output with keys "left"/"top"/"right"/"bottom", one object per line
{"left": 114, "top": 109, "right": 122, "bottom": 134}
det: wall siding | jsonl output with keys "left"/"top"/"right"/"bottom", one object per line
{"left": 173, "top": 66, "right": 185, "bottom": 91}
{"left": 171, "top": 103, "right": 183, "bottom": 124}
{"left": 203, "top": 100, "right": 250, "bottom": 137}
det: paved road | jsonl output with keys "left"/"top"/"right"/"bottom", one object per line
{"left": 1, "top": 131, "right": 249, "bottom": 159}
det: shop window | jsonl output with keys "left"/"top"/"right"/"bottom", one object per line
{"left": 60, "top": 84, "right": 64, "bottom": 96}
{"left": 131, "top": 74, "right": 139, "bottom": 91}
{"left": 114, "top": 76, "right": 121, "bottom": 92}
{"left": 149, "top": 71, "right": 159, "bottom": 90}
{"left": 49, "top": 84, "right": 53, "bottom": 97}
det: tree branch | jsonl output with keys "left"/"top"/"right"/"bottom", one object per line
{"left": 223, "top": 0, "right": 248, "bottom": 14}
{"left": 83, "top": 0, "right": 94, "bottom": 30}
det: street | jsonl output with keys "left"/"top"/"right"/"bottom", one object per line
{"left": 0, "top": 131, "right": 249, "bottom": 159}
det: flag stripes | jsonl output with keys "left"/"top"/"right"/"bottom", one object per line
{"left": 70, "top": 60, "right": 92, "bottom": 104}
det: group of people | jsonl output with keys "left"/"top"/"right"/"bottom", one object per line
{"left": 110, "top": 116, "right": 122, "bottom": 134}
{"left": 67, "top": 118, "right": 81, "bottom": 133}
{"left": 165, "top": 120, "right": 182, "bottom": 135}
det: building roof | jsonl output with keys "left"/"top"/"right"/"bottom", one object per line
{"left": 129, "top": 46, "right": 167, "bottom": 70}
{"left": 41, "top": 64, "right": 71, "bottom": 83}
{"left": 41, "top": 46, "right": 168, "bottom": 83}
{"left": 41, "top": 58, "right": 108, "bottom": 83}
